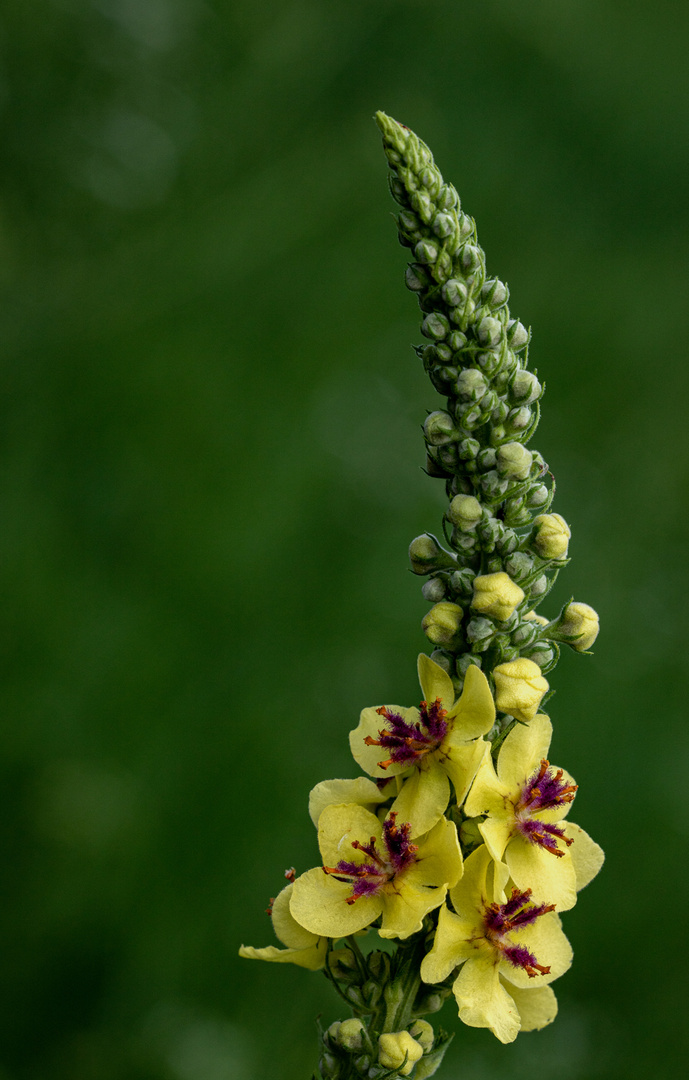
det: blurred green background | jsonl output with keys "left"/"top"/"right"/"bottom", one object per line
{"left": 1, "top": 1, "right": 687, "bottom": 1077}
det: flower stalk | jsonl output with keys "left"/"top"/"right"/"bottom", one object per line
{"left": 240, "top": 113, "right": 604, "bottom": 1079}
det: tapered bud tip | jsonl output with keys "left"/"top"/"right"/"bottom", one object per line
{"left": 558, "top": 601, "right": 600, "bottom": 651}
{"left": 378, "top": 1032, "right": 424, "bottom": 1076}
{"left": 422, "top": 602, "right": 463, "bottom": 648}
{"left": 531, "top": 513, "right": 571, "bottom": 560}
{"left": 471, "top": 572, "right": 525, "bottom": 622}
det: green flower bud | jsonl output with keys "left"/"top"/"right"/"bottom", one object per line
{"left": 422, "top": 602, "right": 464, "bottom": 648}
{"left": 408, "top": 1020, "right": 434, "bottom": 1053}
{"left": 449, "top": 568, "right": 476, "bottom": 596}
{"left": 345, "top": 985, "right": 366, "bottom": 1008}
{"left": 481, "top": 278, "right": 509, "bottom": 307}
{"left": 449, "top": 298, "right": 475, "bottom": 324}
{"left": 476, "top": 515, "right": 502, "bottom": 551}
{"left": 447, "top": 494, "right": 482, "bottom": 530}
{"left": 480, "top": 470, "right": 509, "bottom": 500}
{"left": 503, "top": 496, "right": 533, "bottom": 528}
{"left": 424, "top": 410, "right": 456, "bottom": 446}
{"left": 496, "top": 442, "right": 533, "bottom": 480}
{"left": 506, "top": 405, "right": 532, "bottom": 432}
{"left": 328, "top": 948, "right": 358, "bottom": 979}
{"left": 510, "top": 369, "right": 542, "bottom": 405}
{"left": 363, "top": 980, "right": 382, "bottom": 1007}
{"left": 496, "top": 527, "right": 518, "bottom": 556}
{"left": 326, "top": 1022, "right": 342, "bottom": 1047}
{"left": 422, "top": 312, "right": 450, "bottom": 341}
{"left": 450, "top": 529, "right": 477, "bottom": 554}
{"left": 437, "top": 184, "right": 459, "bottom": 210}
{"left": 526, "top": 483, "right": 550, "bottom": 508}
{"left": 466, "top": 616, "right": 494, "bottom": 649}
{"left": 405, "top": 264, "right": 429, "bottom": 292}
{"left": 457, "top": 653, "right": 482, "bottom": 676}
{"left": 553, "top": 601, "right": 600, "bottom": 650}
{"left": 530, "top": 513, "right": 571, "bottom": 559}
{"left": 529, "top": 574, "right": 548, "bottom": 597}
{"left": 459, "top": 243, "right": 482, "bottom": 271}
{"left": 471, "top": 572, "right": 525, "bottom": 621}
{"left": 476, "top": 447, "right": 497, "bottom": 471}
{"left": 441, "top": 278, "right": 468, "bottom": 307}
{"left": 505, "top": 551, "right": 535, "bottom": 582}
{"left": 408, "top": 533, "right": 456, "bottom": 574}
{"left": 336, "top": 1019, "right": 366, "bottom": 1052}
{"left": 457, "top": 437, "right": 480, "bottom": 461}
{"left": 378, "top": 1032, "right": 423, "bottom": 1077}
{"left": 459, "top": 815, "right": 484, "bottom": 849}
{"left": 414, "top": 992, "right": 445, "bottom": 1016}
{"left": 425, "top": 452, "right": 451, "bottom": 478}
{"left": 476, "top": 315, "right": 503, "bottom": 347}
{"left": 457, "top": 212, "right": 474, "bottom": 241}
{"left": 353, "top": 1054, "right": 372, "bottom": 1074}
{"left": 455, "top": 400, "right": 484, "bottom": 430}
{"left": 456, "top": 368, "right": 488, "bottom": 401}
{"left": 415, "top": 239, "right": 439, "bottom": 264}
{"left": 422, "top": 577, "right": 447, "bottom": 602}
{"left": 430, "top": 649, "right": 453, "bottom": 674}
{"left": 319, "top": 1051, "right": 340, "bottom": 1077}
{"left": 437, "top": 444, "right": 458, "bottom": 470}
{"left": 432, "top": 210, "right": 456, "bottom": 238}
{"left": 506, "top": 319, "right": 529, "bottom": 349}
{"left": 491, "top": 400, "right": 510, "bottom": 424}
{"left": 476, "top": 350, "right": 501, "bottom": 376}
{"left": 410, "top": 190, "right": 435, "bottom": 224}
{"left": 524, "top": 642, "right": 558, "bottom": 669}
{"left": 447, "top": 330, "right": 468, "bottom": 352}
{"left": 367, "top": 950, "right": 391, "bottom": 981}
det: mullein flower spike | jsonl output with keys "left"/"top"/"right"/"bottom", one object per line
{"left": 240, "top": 113, "right": 603, "bottom": 1078}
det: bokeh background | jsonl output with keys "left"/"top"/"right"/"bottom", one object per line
{"left": 1, "top": 1, "right": 688, "bottom": 1077}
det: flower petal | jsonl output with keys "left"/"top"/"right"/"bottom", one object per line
{"left": 504, "top": 834, "right": 578, "bottom": 912}
{"left": 308, "top": 777, "right": 392, "bottom": 828}
{"left": 418, "top": 653, "right": 456, "bottom": 712}
{"left": 442, "top": 737, "right": 490, "bottom": 807}
{"left": 564, "top": 822, "right": 605, "bottom": 891}
{"left": 271, "top": 884, "right": 320, "bottom": 949}
{"left": 420, "top": 902, "right": 479, "bottom": 984}
{"left": 449, "top": 845, "right": 491, "bottom": 927}
{"left": 464, "top": 748, "right": 511, "bottom": 818}
{"left": 499, "top": 911, "right": 573, "bottom": 989}
{"left": 349, "top": 706, "right": 417, "bottom": 778}
{"left": 238, "top": 940, "right": 327, "bottom": 970}
{"left": 479, "top": 817, "right": 513, "bottom": 865}
{"left": 406, "top": 816, "right": 463, "bottom": 889}
{"left": 290, "top": 867, "right": 382, "bottom": 937}
{"left": 501, "top": 980, "right": 558, "bottom": 1031}
{"left": 379, "top": 879, "right": 447, "bottom": 939}
{"left": 448, "top": 664, "right": 496, "bottom": 739}
{"left": 496, "top": 713, "right": 553, "bottom": 790}
{"left": 390, "top": 758, "right": 450, "bottom": 837}
{"left": 317, "top": 803, "right": 383, "bottom": 866}
{"left": 453, "top": 956, "right": 521, "bottom": 1044}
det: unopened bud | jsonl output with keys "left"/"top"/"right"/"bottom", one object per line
{"left": 506, "top": 319, "right": 529, "bottom": 349}
{"left": 529, "top": 574, "right": 548, "bottom": 597}
{"left": 496, "top": 442, "right": 533, "bottom": 481}
{"left": 422, "top": 577, "right": 447, "bottom": 602}
{"left": 525, "top": 642, "right": 558, "bottom": 669}
{"left": 530, "top": 513, "right": 571, "bottom": 560}
{"left": 457, "top": 437, "right": 480, "bottom": 461}
{"left": 432, "top": 211, "right": 456, "bottom": 238}
{"left": 456, "top": 653, "right": 482, "bottom": 676}
{"left": 405, "top": 264, "right": 429, "bottom": 292}
{"left": 424, "top": 410, "right": 457, "bottom": 446}
{"left": 447, "top": 494, "right": 482, "bottom": 530}
{"left": 466, "top": 616, "right": 494, "bottom": 649}
{"left": 554, "top": 601, "right": 600, "bottom": 651}
{"left": 430, "top": 649, "right": 453, "bottom": 675}
{"left": 480, "top": 470, "right": 509, "bottom": 500}
{"left": 477, "top": 350, "right": 501, "bottom": 376}
{"left": 447, "top": 330, "right": 468, "bottom": 352}
{"left": 336, "top": 1018, "right": 366, "bottom": 1052}
{"left": 411, "top": 190, "right": 435, "bottom": 224}
{"left": 506, "top": 405, "right": 532, "bottom": 432}
{"left": 476, "top": 316, "right": 503, "bottom": 347}
{"left": 414, "top": 992, "right": 444, "bottom": 1016}
{"left": 422, "top": 312, "right": 450, "bottom": 341}
{"left": 437, "top": 184, "right": 459, "bottom": 210}
{"left": 476, "top": 448, "right": 497, "bottom": 471}
{"left": 481, "top": 278, "right": 509, "bottom": 307}
{"left": 409, "top": 534, "right": 456, "bottom": 575}
{"left": 408, "top": 1020, "right": 434, "bottom": 1053}
{"left": 415, "top": 239, "right": 439, "bottom": 264}
{"left": 503, "top": 496, "right": 533, "bottom": 528}
{"left": 378, "top": 1032, "right": 423, "bottom": 1076}
{"left": 524, "top": 610, "right": 550, "bottom": 627}
{"left": 441, "top": 279, "right": 468, "bottom": 307}
{"left": 422, "top": 602, "right": 464, "bottom": 648}
{"left": 456, "top": 368, "right": 487, "bottom": 401}
{"left": 449, "top": 568, "right": 476, "bottom": 597}
{"left": 493, "top": 658, "right": 549, "bottom": 721}
{"left": 526, "top": 483, "right": 550, "bottom": 508}
{"left": 459, "top": 816, "right": 484, "bottom": 849}
{"left": 471, "top": 572, "right": 525, "bottom": 622}
{"left": 459, "top": 243, "right": 482, "bottom": 271}
{"left": 510, "top": 369, "right": 542, "bottom": 404}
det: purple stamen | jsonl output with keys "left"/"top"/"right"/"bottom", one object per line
{"left": 482, "top": 888, "right": 555, "bottom": 977}
{"left": 365, "top": 699, "right": 449, "bottom": 769}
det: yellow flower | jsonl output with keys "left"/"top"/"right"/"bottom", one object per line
{"left": 422, "top": 601, "right": 463, "bottom": 648}
{"left": 308, "top": 776, "right": 394, "bottom": 828}
{"left": 493, "top": 658, "right": 548, "bottom": 721}
{"left": 378, "top": 1031, "right": 423, "bottom": 1076}
{"left": 471, "top": 572, "right": 525, "bottom": 622}
{"left": 464, "top": 713, "right": 604, "bottom": 911}
{"left": 290, "top": 803, "right": 462, "bottom": 940}
{"left": 420, "top": 846, "right": 572, "bottom": 1044}
{"left": 349, "top": 655, "right": 495, "bottom": 835}
{"left": 238, "top": 883, "right": 327, "bottom": 970}
{"left": 531, "top": 513, "right": 570, "bottom": 560}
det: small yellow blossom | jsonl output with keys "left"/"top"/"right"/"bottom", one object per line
{"left": 290, "top": 803, "right": 462, "bottom": 939}
{"left": 523, "top": 610, "right": 549, "bottom": 627}
{"left": 464, "top": 712, "right": 604, "bottom": 910}
{"left": 378, "top": 1031, "right": 423, "bottom": 1075}
{"left": 493, "top": 658, "right": 548, "bottom": 721}
{"left": 420, "top": 846, "right": 572, "bottom": 1044}
{"left": 531, "top": 513, "right": 570, "bottom": 560}
{"left": 558, "top": 601, "right": 600, "bottom": 651}
{"left": 350, "top": 655, "right": 495, "bottom": 835}
{"left": 238, "top": 883, "right": 327, "bottom": 970}
{"left": 471, "top": 572, "right": 525, "bottom": 622}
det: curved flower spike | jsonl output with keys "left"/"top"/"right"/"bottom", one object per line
{"left": 238, "top": 883, "right": 327, "bottom": 970}
{"left": 349, "top": 655, "right": 495, "bottom": 836}
{"left": 290, "top": 802, "right": 462, "bottom": 940}
{"left": 420, "top": 846, "right": 572, "bottom": 1044}
{"left": 464, "top": 713, "right": 604, "bottom": 910}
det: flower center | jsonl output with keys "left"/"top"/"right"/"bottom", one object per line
{"left": 514, "top": 758, "right": 577, "bottom": 857}
{"left": 483, "top": 887, "right": 555, "bottom": 977}
{"left": 322, "top": 813, "right": 418, "bottom": 904}
{"left": 364, "top": 699, "right": 449, "bottom": 770}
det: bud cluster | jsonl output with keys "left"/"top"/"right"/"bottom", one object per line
{"left": 376, "top": 111, "right": 598, "bottom": 691}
